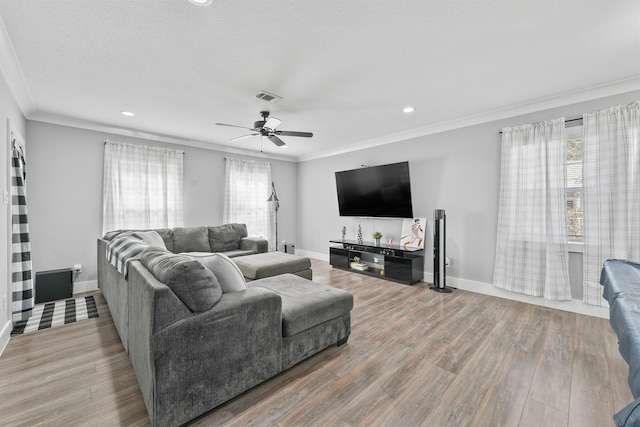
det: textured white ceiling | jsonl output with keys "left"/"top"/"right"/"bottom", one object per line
{"left": 0, "top": 0, "right": 638, "bottom": 160}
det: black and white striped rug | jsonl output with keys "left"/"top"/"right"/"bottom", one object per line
{"left": 11, "top": 296, "right": 99, "bottom": 336}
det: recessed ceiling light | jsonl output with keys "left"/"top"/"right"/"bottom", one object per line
{"left": 121, "top": 111, "right": 135, "bottom": 117}
{"left": 403, "top": 106, "right": 415, "bottom": 113}
{"left": 280, "top": 145, "right": 289, "bottom": 149}
{"left": 188, "top": 0, "right": 212, "bottom": 5}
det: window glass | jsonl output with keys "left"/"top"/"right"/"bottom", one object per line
{"left": 565, "top": 127, "right": 583, "bottom": 241}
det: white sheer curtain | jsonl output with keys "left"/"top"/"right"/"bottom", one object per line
{"left": 223, "top": 158, "right": 275, "bottom": 249}
{"left": 582, "top": 101, "right": 640, "bottom": 306}
{"left": 493, "top": 118, "right": 572, "bottom": 300}
{"left": 102, "top": 140, "right": 184, "bottom": 234}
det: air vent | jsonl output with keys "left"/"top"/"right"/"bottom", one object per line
{"left": 254, "top": 90, "right": 284, "bottom": 103}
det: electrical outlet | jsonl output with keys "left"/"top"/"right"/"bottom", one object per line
{"left": 445, "top": 257, "right": 451, "bottom": 267}
{"left": 73, "top": 264, "right": 82, "bottom": 273}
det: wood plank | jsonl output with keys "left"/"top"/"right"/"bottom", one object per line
{"left": 520, "top": 398, "right": 568, "bottom": 427}
{"left": 470, "top": 305, "right": 549, "bottom": 426}
{"left": 568, "top": 314, "right": 616, "bottom": 427}
{"left": 527, "top": 308, "right": 575, "bottom": 413}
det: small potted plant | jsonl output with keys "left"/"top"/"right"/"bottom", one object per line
{"left": 373, "top": 231, "right": 382, "bottom": 246}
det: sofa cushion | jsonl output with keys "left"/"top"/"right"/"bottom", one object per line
{"left": 140, "top": 247, "right": 222, "bottom": 312}
{"left": 233, "top": 252, "right": 312, "bottom": 280}
{"left": 153, "top": 229, "right": 175, "bottom": 252}
{"left": 221, "top": 249, "right": 259, "bottom": 258}
{"left": 249, "top": 274, "right": 354, "bottom": 337}
{"left": 196, "top": 253, "right": 248, "bottom": 293}
{"left": 172, "top": 226, "right": 210, "bottom": 253}
{"left": 208, "top": 224, "right": 248, "bottom": 252}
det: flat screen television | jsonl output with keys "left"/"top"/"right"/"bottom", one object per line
{"left": 335, "top": 161, "right": 414, "bottom": 218}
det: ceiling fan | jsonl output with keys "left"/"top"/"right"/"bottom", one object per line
{"left": 215, "top": 111, "right": 313, "bottom": 147}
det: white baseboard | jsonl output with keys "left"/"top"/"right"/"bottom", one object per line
{"left": 0, "top": 319, "right": 11, "bottom": 357}
{"left": 442, "top": 275, "right": 609, "bottom": 319}
{"left": 302, "top": 250, "right": 609, "bottom": 319}
{"left": 297, "top": 249, "right": 328, "bottom": 262}
{"left": 73, "top": 279, "right": 98, "bottom": 295}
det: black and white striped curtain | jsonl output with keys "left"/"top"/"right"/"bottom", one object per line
{"left": 11, "top": 137, "right": 34, "bottom": 323}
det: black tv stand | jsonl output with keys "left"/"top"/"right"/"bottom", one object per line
{"left": 329, "top": 240, "right": 424, "bottom": 285}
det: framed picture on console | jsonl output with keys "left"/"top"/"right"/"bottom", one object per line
{"left": 400, "top": 217, "right": 426, "bottom": 249}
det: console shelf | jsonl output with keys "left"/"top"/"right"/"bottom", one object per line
{"left": 329, "top": 240, "right": 424, "bottom": 285}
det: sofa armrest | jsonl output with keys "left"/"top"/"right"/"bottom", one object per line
{"left": 154, "top": 288, "right": 283, "bottom": 426}
{"left": 240, "top": 236, "right": 268, "bottom": 253}
{"left": 126, "top": 261, "right": 283, "bottom": 427}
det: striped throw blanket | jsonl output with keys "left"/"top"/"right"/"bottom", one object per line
{"left": 106, "top": 233, "right": 149, "bottom": 277}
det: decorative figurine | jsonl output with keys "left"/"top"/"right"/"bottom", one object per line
{"left": 341, "top": 226, "right": 347, "bottom": 242}
{"left": 357, "top": 223, "right": 363, "bottom": 244}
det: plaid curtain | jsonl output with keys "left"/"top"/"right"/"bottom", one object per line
{"left": 582, "top": 101, "right": 640, "bottom": 306}
{"left": 493, "top": 118, "right": 572, "bottom": 300}
{"left": 102, "top": 140, "right": 184, "bottom": 235}
{"left": 223, "top": 158, "right": 274, "bottom": 250}
{"left": 11, "top": 139, "right": 34, "bottom": 322}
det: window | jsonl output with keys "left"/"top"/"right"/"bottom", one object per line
{"left": 223, "top": 158, "right": 274, "bottom": 248}
{"left": 565, "top": 126, "right": 584, "bottom": 241}
{"left": 102, "top": 141, "right": 184, "bottom": 234}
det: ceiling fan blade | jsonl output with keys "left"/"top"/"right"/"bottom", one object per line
{"left": 215, "top": 123, "right": 255, "bottom": 131}
{"left": 268, "top": 135, "right": 287, "bottom": 147}
{"left": 276, "top": 130, "right": 313, "bottom": 138}
{"left": 231, "top": 133, "right": 258, "bottom": 141}
{"left": 263, "top": 117, "right": 281, "bottom": 130}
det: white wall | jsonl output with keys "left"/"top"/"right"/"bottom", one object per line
{"left": 297, "top": 91, "right": 640, "bottom": 301}
{"left": 0, "top": 73, "right": 26, "bottom": 354}
{"left": 25, "top": 121, "right": 298, "bottom": 289}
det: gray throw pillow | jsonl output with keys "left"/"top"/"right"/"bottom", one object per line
{"left": 208, "top": 224, "right": 248, "bottom": 252}
{"left": 140, "top": 247, "right": 222, "bottom": 312}
{"left": 197, "top": 253, "right": 247, "bottom": 293}
{"left": 172, "top": 226, "right": 210, "bottom": 253}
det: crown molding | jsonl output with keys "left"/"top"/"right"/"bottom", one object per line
{"left": 28, "top": 112, "right": 297, "bottom": 162}
{"left": 298, "top": 76, "right": 640, "bottom": 162}
{"left": 0, "top": 14, "right": 35, "bottom": 116}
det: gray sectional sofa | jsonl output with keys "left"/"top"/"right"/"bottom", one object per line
{"left": 97, "top": 224, "right": 353, "bottom": 427}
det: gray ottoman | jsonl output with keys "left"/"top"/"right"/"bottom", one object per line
{"left": 249, "top": 273, "right": 353, "bottom": 369}
{"left": 233, "top": 251, "right": 312, "bottom": 281}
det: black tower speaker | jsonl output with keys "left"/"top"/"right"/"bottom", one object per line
{"left": 431, "top": 209, "right": 452, "bottom": 293}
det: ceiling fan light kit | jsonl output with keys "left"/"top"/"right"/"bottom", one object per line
{"left": 216, "top": 111, "right": 313, "bottom": 148}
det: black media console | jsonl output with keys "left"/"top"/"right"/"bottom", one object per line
{"left": 329, "top": 240, "right": 424, "bottom": 285}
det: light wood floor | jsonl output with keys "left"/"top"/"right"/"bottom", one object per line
{"left": 0, "top": 259, "right": 631, "bottom": 426}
